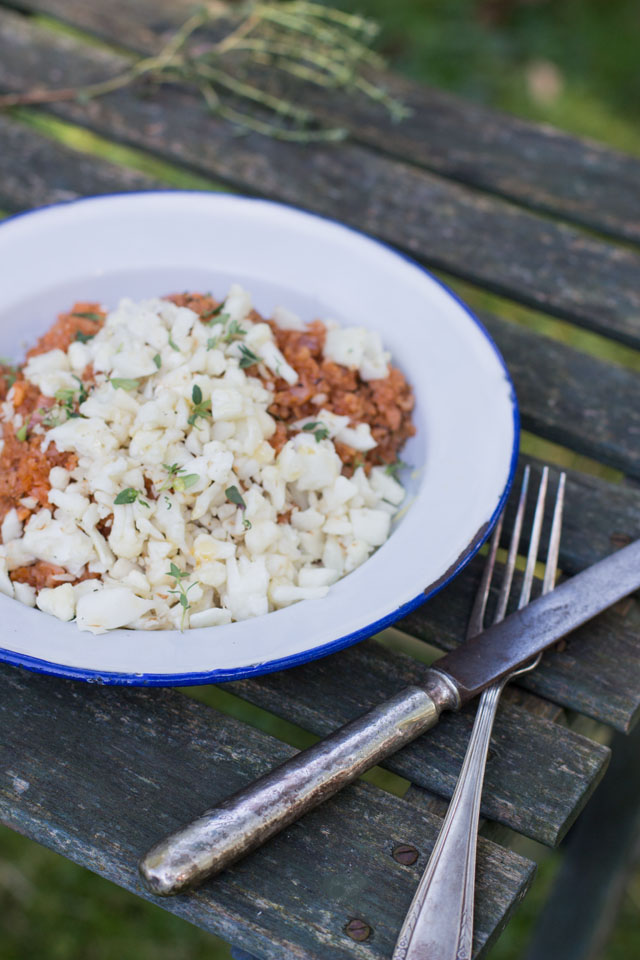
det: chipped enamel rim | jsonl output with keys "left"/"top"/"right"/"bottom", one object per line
{"left": 0, "top": 192, "right": 518, "bottom": 685}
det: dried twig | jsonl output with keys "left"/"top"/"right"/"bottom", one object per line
{"left": 0, "top": 1, "right": 410, "bottom": 141}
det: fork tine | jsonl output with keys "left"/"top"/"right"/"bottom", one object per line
{"left": 493, "top": 464, "right": 530, "bottom": 624}
{"left": 542, "top": 472, "right": 566, "bottom": 594}
{"left": 518, "top": 466, "right": 549, "bottom": 608}
{"left": 467, "top": 512, "right": 504, "bottom": 639}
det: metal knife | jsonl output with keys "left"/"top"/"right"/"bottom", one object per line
{"left": 140, "top": 537, "right": 640, "bottom": 896}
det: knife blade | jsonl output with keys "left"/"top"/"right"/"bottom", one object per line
{"left": 140, "top": 538, "right": 640, "bottom": 896}
{"left": 435, "top": 536, "right": 640, "bottom": 700}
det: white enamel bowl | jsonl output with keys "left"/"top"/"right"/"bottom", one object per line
{"left": 0, "top": 192, "right": 518, "bottom": 684}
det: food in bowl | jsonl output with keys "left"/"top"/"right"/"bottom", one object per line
{"left": 0, "top": 286, "right": 414, "bottom": 634}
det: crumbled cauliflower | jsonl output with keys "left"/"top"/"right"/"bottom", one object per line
{"left": 3, "top": 287, "right": 407, "bottom": 632}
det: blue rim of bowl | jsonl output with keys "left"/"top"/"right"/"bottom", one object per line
{"left": 0, "top": 191, "right": 520, "bottom": 685}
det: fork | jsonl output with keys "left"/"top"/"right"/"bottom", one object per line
{"left": 392, "top": 464, "right": 566, "bottom": 960}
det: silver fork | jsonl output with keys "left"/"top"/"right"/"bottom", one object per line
{"left": 393, "top": 464, "right": 566, "bottom": 960}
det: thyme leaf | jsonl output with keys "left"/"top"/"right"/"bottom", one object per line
{"left": 302, "top": 420, "right": 330, "bottom": 442}
{"left": 114, "top": 487, "right": 150, "bottom": 507}
{"left": 225, "top": 485, "right": 247, "bottom": 510}
{"left": 187, "top": 383, "right": 211, "bottom": 427}
{"left": 71, "top": 312, "right": 103, "bottom": 323}
{"left": 238, "top": 344, "right": 261, "bottom": 369}
{"left": 160, "top": 463, "right": 199, "bottom": 492}
{"left": 385, "top": 460, "right": 409, "bottom": 477}
{"left": 109, "top": 377, "right": 140, "bottom": 391}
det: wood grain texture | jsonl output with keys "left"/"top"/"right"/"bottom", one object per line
{"left": 505, "top": 459, "right": 640, "bottom": 577}
{"left": 0, "top": 666, "right": 535, "bottom": 960}
{"left": 2, "top": 10, "right": 640, "bottom": 347}
{"left": 523, "top": 723, "right": 640, "bottom": 960}
{"left": 483, "top": 316, "right": 640, "bottom": 480}
{"left": 11, "top": 0, "right": 640, "bottom": 246}
{"left": 0, "top": 114, "right": 159, "bottom": 211}
{"left": 224, "top": 640, "right": 610, "bottom": 846}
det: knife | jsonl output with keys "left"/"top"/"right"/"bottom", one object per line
{"left": 139, "top": 537, "right": 640, "bottom": 896}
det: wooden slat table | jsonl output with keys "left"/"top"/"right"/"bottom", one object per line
{"left": 1, "top": 3, "right": 639, "bottom": 958}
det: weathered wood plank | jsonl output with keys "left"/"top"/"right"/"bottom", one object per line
{"left": 0, "top": 666, "right": 535, "bottom": 960}
{"left": 224, "top": 640, "right": 610, "bottom": 846}
{"left": 523, "top": 723, "right": 640, "bottom": 960}
{"left": 507, "top": 459, "right": 640, "bottom": 577}
{"left": 2, "top": 10, "right": 640, "bottom": 347}
{"left": 0, "top": 114, "right": 159, "bottom": 211}
{"left": 12, "top": 0, "right": 640, "bottom": 246}
{"left": 483, "top": 315, "right": 640, "bottom": 480}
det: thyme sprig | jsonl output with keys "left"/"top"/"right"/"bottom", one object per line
{"left": 0, "top": 3, "right": 409, "bottom": 142}
{"left": 385, "top": 459, "right": 409, "bottom": 478}
{"left": 238, "top": 344, "right": 261, "bottom": 368}
{"left": 54, "top": 376, "right": 89, "bottom": 419}
{"left": 167, "top": 561, "right": 199, "bottom": 629}
{"left": 187, "top": 384, "right": 211, "bottom": 427}
{"left": 160, "top": 463, "right": 199, "bottom": 492}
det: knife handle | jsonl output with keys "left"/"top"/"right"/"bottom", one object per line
{"left": 139, "top": 672, "right": 459, "bottom": 896}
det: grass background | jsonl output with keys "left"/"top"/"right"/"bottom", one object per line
{"left": 1, "top": 0, "right": 640, "bottom": 957}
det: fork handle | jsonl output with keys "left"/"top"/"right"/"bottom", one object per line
{"left": 393, "top": 679, "right": 505, "bottom": 960}
{"left": 139, "top": 674, "right": 459, "bottom": 896}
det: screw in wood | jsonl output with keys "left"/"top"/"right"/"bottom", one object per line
{"left": 392, "top": 843, "right": 419, "bottom": 865}
{"left": 345, "top": 918, "right": 372, "bottom": 942}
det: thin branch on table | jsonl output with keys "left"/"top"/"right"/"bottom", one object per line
{"left": 0, "top": 1, "right": 410, "bottom": 141}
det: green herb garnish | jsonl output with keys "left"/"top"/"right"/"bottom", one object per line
{"left": 71, "top": 312, "right": 103, "bottom": 323}
{"left": 160, "top": 463, "right": 199, "bottom": 493}
{"left": 225, "top": 485, "right": 246, "bottom": 510}
{"left": 167, "top": 562, "right": 199, "bottom": 629}
{"left": 168, "top": 334, "right": 180, "bottom": 352}
{"left": 114, "top": 487, "right": 150, "bottom": 508}
{"left": 15, "top": 423, "right": 28, "bottom": 442}
{"left": 302, "top": 421, "right": 330, "bottom": 443}
{"left": 385, "top": 460, "right": 409, "bottom": 478}
{"left": 54, "top": 376, "right": 88, "bottom": 420}
{"left": 223, "top": 318, "right": 247, "bottom": 343}
{"left": 1, "top": 361, "right": 17, "bottom": 389}
{"left": 74, "top": 331, "right": 95, "bottom": 343}
{"left": 225, "top": 484, "right": 252, "bottom": 529}
{"left": 201, "top": 300, "right": 226, "bottom": 322}
{"left": 109, "top": 377, "right": 140, "bottom": 391}
{"left": 238, "top": 344, "right": 261, "bottom": 369}
{"left": 206, "top": 337, "right": 218, "bottom": 352}
{"left": 39, "top": 405, "right": 64, "bottom": 428}
{"left": 153, "top": 353, "right": 162, "bottom": 369}
{"left": 187, "top": 383, "right": 211, "bottom": 427}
